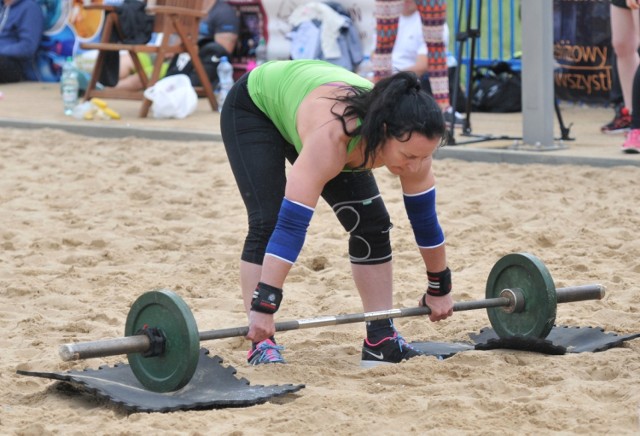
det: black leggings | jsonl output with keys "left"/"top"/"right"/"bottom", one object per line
{"left": 220, "top": 74, "right": 392, "bottom": 265}
{"left": 0, "top": 56, "right": 23, "bottom": 84}
{"left": 633, "top": 60, "right": 640, "bottom": 129}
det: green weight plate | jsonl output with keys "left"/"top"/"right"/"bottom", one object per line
{"left": 485, "top": 253, "right": 557, "bottom": 339}
{"left": 124, "top": 289, "right": 199, "bottom": 393}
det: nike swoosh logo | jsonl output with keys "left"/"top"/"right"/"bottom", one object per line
{"left": 364, "top": 349, "right": 384, "bottom": 360}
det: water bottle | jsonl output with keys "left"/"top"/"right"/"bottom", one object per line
{"left": 357, "top": 55, "right": 374, "bottom": 81}
{"left": 61, "top": 57, "right": 79, "bottom": 116}
{"left": 216, "top": 56, "right": 234, "bottom": 112}
{"left": 255, "top": 37, "right": 267, "bottom": 66}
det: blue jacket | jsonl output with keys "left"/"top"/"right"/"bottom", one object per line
{"left": 0, "top": 0, "right": 44, "bottom": 79}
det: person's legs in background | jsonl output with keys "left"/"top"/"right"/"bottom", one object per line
{"left": 601, "top": 53, "right": 632, "bottom": 134}
{"left": 373, "top": 0, "right": 403, "bottom": 80}
{"left": 415, "top": 0, "right": 449, "bottom": 110}
{"left": 0, "top": 56, "right": 24, "bottom": 84}
{"left": 607, "top": 4, "right": 640, "bottom": 134}
{"left": 622, "top": 62, "right": 640, "bottom": 153}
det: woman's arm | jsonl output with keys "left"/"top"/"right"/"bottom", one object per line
{"left": 399, "top": 162, "right": 447, "bottom": 272}
{"left": 259, "top": 94, "right": 353, "bottom": 288}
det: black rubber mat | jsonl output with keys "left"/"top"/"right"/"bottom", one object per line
{"left": 17, "top": 327, "right": 639, "bottom": 412}
{"left": 412, "top": 325, "right": 640, "bottom": 357}
{"left": 409, "top": 340, "right": 475, "bottom": 358}
{"left": 17, "top": 348, "right": 304, "bottom": 413}
{"left": 469, "top": 325, "right": 640, "bottom": 354}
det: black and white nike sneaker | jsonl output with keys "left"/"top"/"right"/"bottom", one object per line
{"left": 360, "top": 333, "right": 425, "bottom": 368}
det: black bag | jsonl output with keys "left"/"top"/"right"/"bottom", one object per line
{"left": 116, "top": 0, "right": 155, "bottom": 44}
{"left": 471, "top": 62, "right": 521, "bottom": 113}
{"left": 165, "top": 39, "right": 229, "bottom": 88}
{"left": 98, "top": 0, "right": 155, "bottom": 87}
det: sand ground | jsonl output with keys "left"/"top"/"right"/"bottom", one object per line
{"left": 1, "top": 118, "right": 639, "bottom": 435}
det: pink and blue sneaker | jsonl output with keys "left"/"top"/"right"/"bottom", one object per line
{"left": 247, "top": 338, "right": 285, "bottom": 365}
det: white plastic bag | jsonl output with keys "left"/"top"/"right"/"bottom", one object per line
{"left": 143, "top": 74, "right": 198, "bottom": 119}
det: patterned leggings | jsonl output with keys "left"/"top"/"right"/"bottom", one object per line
{"left": 373, "top": 0, "right": 449, "bottom": 109}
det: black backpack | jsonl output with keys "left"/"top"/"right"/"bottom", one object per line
{"left": 471, "top": 61, "right": 522, "bottom": 113}
{"left": 98, "top": 0, "right": 155, "bottom": 87}
{"left": 165, "top": 39, "right": 229, "bottom": 88}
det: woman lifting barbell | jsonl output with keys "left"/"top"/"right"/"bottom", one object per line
{"left": 219, "top": 59, "right": 454, "bottom": 367}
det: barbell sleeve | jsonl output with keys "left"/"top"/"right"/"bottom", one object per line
{"left": 58, "top": 283, "right": 605, "bottom": 362}
{"left": 555, "top": 284, "right": 605, "bottom": 303}
{"left": 59, "top": 335, "right": 150, "bottom": 362}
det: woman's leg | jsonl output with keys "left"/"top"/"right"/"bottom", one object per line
{"left": 373, "top": 0, "right": 403, "bottom": 80}
{"left": 610, "top": 5, "right": 640, "bottom": 114}
{"left": 415, "top": 0, "right": 450, "bottom": 109}
{"left": 622, "top": 57, "right": 640, "bottom": 152}
{"left": 321, "top": 171, "right": 394, "bottom": 313}
{"left": 220, "top": 74, "right": 295, "bottom": 317}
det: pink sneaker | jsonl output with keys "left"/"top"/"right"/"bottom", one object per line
{"left": 622, "top": 128, "right": 640, "bottom": 154}
{"left": 247, "top": 338, "right": 285, "bottom": 365}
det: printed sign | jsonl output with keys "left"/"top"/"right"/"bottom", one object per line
{"left": 553, "top": 0, "right": 612, "bottom": 104}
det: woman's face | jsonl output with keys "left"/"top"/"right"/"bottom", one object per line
{"left": 379, "top": 132, "right": 440, "bottom": 176}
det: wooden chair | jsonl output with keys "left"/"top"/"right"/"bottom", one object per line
{"left": 81, "top": 0, "right": 217, "bottom": 117}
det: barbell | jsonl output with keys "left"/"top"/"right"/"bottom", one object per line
{"left": 58, "top": 252, "right": 605, "bottom": 393}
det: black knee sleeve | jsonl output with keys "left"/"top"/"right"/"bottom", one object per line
{"left": 333, "top": 195, "right": 393, "bottom": 265}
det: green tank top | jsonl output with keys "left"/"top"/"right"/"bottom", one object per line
{"left": 248, "top": 59, "right": 372, "bottom": 154}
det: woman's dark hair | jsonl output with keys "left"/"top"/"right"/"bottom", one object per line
{"left": 329, "top": 71, "right": 447, "bottom": 169}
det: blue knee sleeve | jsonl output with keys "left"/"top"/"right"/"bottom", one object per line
{"left": 265, "top": 198, "right": 314, "bottom": 264}
{"left": 403, "top": 187, "right": 445, "bottom": 248}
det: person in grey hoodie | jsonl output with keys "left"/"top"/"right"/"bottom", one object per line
{"left": 0, "top": 0, "right": 44, "bottom": 83}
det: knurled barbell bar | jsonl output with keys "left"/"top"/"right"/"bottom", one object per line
{"left": 58, "top": 253, "right": 605, "bottom": 393}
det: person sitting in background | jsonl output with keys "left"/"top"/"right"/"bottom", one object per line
{"left": 114, "top": 51, "right": 170, "bottom": 92}
{"left": 389, "top": 0, "right": 429, "bottom": 81}
{"left": 383, "top": 0, "right": 462, "bottom": 126}
{"left": 373, "top": 0, "right": 449, "bottom": 111}
{"left": 0, "top": 0, "right": 44, "bottom": 83}
{"left": 115, "top": 0, "right": 239, "bottom": 91}
{"left": 199, "top": 0, "right": 240, "bottom": 56}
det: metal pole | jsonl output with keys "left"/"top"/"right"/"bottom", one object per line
{"left": 521, "top": 0, "right": 558, "bottom": 149}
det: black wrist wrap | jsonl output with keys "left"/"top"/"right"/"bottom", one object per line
{"left": 251, "top": 282, "right": 283, "bottom": 314}
{"left": 426, "top": 267, "right": 452, "bottom": 297}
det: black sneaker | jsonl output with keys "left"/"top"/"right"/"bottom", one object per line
{"left": 601, "top": 104, "right": 631, "bottom": 134}
{"left": 360, "top": 333, "right": 425, "bottom": 368}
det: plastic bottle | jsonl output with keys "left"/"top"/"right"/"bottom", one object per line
{"left": 61, "top": 57, "right": 79, "bottom": 116}
{"left": 255, "top": 37, "right": 267, "bottom": 66}
{"left": 357, "top": 55, "right": 374, "bottom": 81}
{"left": 216, "top": 56, "right": 234, "bottom": 112}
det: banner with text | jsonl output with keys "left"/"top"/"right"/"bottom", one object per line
{"left": 553, "top": 0, "right": 612, "bottom": 105}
